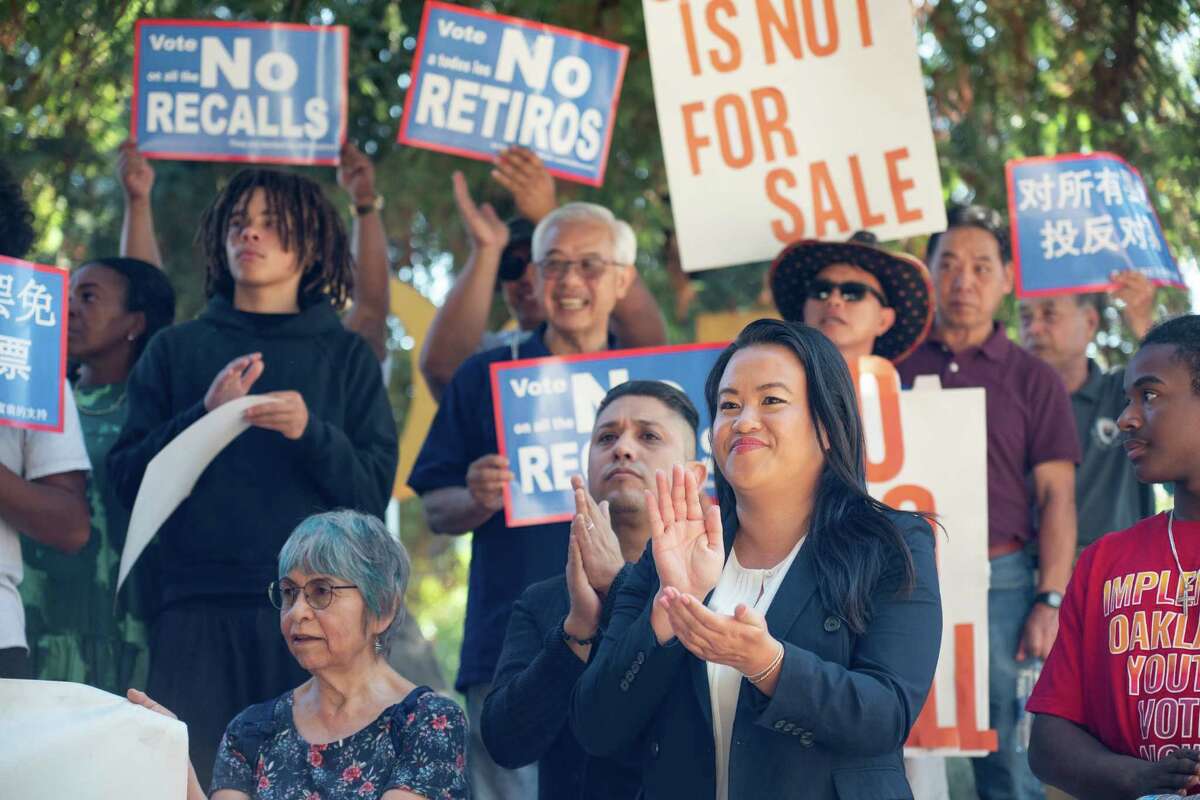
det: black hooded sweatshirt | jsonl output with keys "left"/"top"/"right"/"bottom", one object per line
{"left": 109, "top": 294, "right": 398, "bottom": 606}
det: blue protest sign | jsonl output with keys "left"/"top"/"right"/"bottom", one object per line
{"left": 490, "top": 344, "right": 724, "bottom": 527}
{"left": 1006, "top": 153, "right": 1184, "bottom": 297}
{"left": 398, "top": 1, "right": 629, "bottom": 186}
{"left": 0, "top": 258, "right": 67, "bottom": 433}
{"left": 133, "top": 19, "right": 348, "bottom": 165}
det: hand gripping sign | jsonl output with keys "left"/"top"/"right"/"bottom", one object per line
{"left": 133, "top": 19, "right": 348, "bottom": 165}
{"left": 0, "top": 257, "right": 67, "bottom": 433}
{"left": 642, "top": 0, "right": 946, "bottom": 272}
{"left": 1005, "top": 152, "right": 1185, "bottom": 297}
{"left": 490, "top": 343, "right": 724, "bottom": 527}
{"left": 398, "top": 1, "right": 629, "bottom": 186}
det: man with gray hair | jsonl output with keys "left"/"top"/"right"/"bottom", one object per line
{"left": 418, "top": 149, "right": 666, "bottom": 401}
{"left": 409, "top": 200, "right": 639, "bottom": 799}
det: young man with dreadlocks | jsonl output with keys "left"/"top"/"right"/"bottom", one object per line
{"left": 108, "top": 168, "right": 398, "bottom": 789}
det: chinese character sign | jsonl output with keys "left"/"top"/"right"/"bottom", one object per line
{"left": 133, "top": 20, "right": 348, "bottom": 165}
{"left": 642, "top": 0, "right": 946, "bottom": 272}
{"left": 398, "top": 1, "right": 629, "bottom": 186}
{"left": 0, "top": 257, "right": 67, "bottom": 432}
{"left": 490, "top": 344, "right": 724, "bottom": 527}
{"left": 1006, "top": 153, "right": 1184, "bottom": 297}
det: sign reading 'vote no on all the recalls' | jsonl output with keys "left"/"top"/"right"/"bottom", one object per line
{"left": 133, "top": 20, "right": 348, "bottom": 165}
{"left": 398, "top": 2, "right": 629, "bottom": 186}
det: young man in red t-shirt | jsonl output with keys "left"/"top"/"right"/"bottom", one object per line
{"left": 1028, "top": 313, "right": 1200, "bottom": 798}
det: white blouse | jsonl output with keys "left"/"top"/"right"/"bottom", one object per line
{"left": 706, "top": 536, "right": 806, "bottom": 800}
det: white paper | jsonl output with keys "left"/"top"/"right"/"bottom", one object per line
{"left": 117, "top": 395, "right": 276, "bottom": 592}
{"left": 0, "top": 679, "right": 187, "bottom": 799}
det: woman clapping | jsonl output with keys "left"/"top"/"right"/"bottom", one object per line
{"left": 573, "top": 319, "right": 942, "bottom": 800}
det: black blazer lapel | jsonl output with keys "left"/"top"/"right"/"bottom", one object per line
{"left": 763, "top": 540, "right": 820, "bottom": 639}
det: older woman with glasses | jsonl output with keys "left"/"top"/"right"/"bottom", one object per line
{"left": 129, "top": 510, "right": 468, "bottom": 800}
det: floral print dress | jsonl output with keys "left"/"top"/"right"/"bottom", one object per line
{"left": 211, "top": 685, "right": 468, "bottom": 799}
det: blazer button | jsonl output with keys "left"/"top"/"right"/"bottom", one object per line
{"left": 799, "top": 731, "right": 815, "bottom": 747}
{"left": 624, "top": 670, "right": 635, "bottom": 682}
{"left": 631, "top": 662, "right": 641, "bottom": 674}
{"left": 783, "top": 722, "right": 795, "bottom": 733}
{"left": 651, "top": 741, "right": 660, "bottom": 758}
{"left": 823, "top": 616, "right": 842, "bottom": 632}
{"left": 620, "top": 680, "right": 630, "bottom": 692}
{"left": 636, "top": 651, "right": 646, "bottom": 664}
{"left": 773, "top": 720, "right": 785, "bottom": 731}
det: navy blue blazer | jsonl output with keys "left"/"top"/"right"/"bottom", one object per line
{"left": 481, "top": 569, "right": 640, "bottom": 800}
{"left": 571, "top": 509, "right": 942, "bottom": 800}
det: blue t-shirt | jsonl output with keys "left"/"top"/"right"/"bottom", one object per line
{"left": 410, "top": 323, "right": 600, "bottom": 690}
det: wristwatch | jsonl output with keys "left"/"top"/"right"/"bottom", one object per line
{"left": 1033, "top": 591, "right": 1063, "bottom": 609}
{"left": 351, "top": 194, "right": 385, "bottom": 216}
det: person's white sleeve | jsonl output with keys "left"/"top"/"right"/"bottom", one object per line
{"left": 24, "top": 389, "right": 91, "bottom": 481}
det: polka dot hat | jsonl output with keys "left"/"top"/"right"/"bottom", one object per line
{"left": 769, "top": 231, "right": 935, "bottom": 364}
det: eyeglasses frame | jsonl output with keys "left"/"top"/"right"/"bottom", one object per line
{"left": 268, "top": 578, "right": 359, "bottom": 611}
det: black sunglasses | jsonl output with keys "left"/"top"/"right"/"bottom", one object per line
{"left": 807, "top": 279, "right": 889, "bottom": 307}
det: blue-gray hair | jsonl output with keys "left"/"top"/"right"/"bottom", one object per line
{"left": 277, "top": 510, "right": 410, "bottom": 654}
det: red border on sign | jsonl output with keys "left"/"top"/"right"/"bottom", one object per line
{"left": 489, "top": 341, "right": 729, "bottom": 528}
{"left": 0, "top": 258, "right": 69, "bottom": 434}
{"left": 131, "top": 19, "right": 349, "bottom": 167}
{"left": 1005, "top": 150, "right": 1186, "bottom": 299}
{"left": 396, "top": 0, "right": 629, "bottom": 188}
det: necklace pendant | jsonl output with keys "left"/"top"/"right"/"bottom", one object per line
{"left": 1181, "top": 577, "right": 1198, "bottom": 615}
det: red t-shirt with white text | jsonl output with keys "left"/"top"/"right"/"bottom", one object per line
{"left": 1028, "top": 512, "right": 1200, "bottom": 788}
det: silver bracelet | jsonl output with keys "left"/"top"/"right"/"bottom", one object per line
{"left": 745, "top": 642, "right": 784, "bottom": 684}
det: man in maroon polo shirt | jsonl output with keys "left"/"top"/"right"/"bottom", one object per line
{"left": 898, "top": 206, "right": 1081, "bottom": 800}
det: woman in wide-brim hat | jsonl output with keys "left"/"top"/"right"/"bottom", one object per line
{"left": 769, "top": 231, "right": 934, "bottom": 364}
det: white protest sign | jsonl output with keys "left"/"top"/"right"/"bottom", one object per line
{"left": 0, "top": 680, "right": 187, "bottom": 799}
{"left": 853, "top": 358, "right": 994, "bottom": 756}
{"left": 117, "top": 395, "right": 276, "bottom": 592}
{"left": 643, "top": 0, "right": 946, "bottom": 272}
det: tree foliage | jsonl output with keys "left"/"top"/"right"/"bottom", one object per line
{"left": 3, "top": 0, "right": 1197, "bottom": 682}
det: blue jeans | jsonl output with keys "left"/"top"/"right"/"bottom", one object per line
{"left": 972, "top": 551, "right": 1045, "bottom": 800}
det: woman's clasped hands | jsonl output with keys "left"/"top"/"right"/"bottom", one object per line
{"left": 648, "top": 465, "right": 782, "bottom": 683}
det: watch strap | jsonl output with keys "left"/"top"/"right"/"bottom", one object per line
{"left": 1033, "top": 590, "right": 1063, "bottom": 609}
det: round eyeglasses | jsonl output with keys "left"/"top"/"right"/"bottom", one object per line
{"left": 268, "top": 578, "right": 358, "bottom": 611}
{"left": 535, "top": 256, "right": 620, "bottom": 280}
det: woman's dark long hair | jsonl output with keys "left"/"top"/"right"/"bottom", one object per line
{"left": 197, "top": 168, "right": 353, "bottom": 308}
{"left": 84, "top": 257, "right": 176, "bottom": 363}
{"left": 704, "top": 318, "right": 917, "bottom": 634}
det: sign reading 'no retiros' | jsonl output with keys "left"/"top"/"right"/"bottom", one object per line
{"left": 643, "top": 0, "right": 947, "bottom": 272}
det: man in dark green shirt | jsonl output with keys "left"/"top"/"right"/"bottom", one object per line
{"left": 1019, "top": 270, "right": 1162, "bottom": 552}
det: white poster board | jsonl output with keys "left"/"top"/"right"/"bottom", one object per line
{"left": 854, "top": 358, "right": 994, "bottom": 757}
{"left": 118, "top": 395, "right": 276, "bottom": 592}
{"left": 0, "top": 680, "right": 188, "bottom": 799}
{"left": 643, "top": 0, "right": 946, "bottom": 272}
